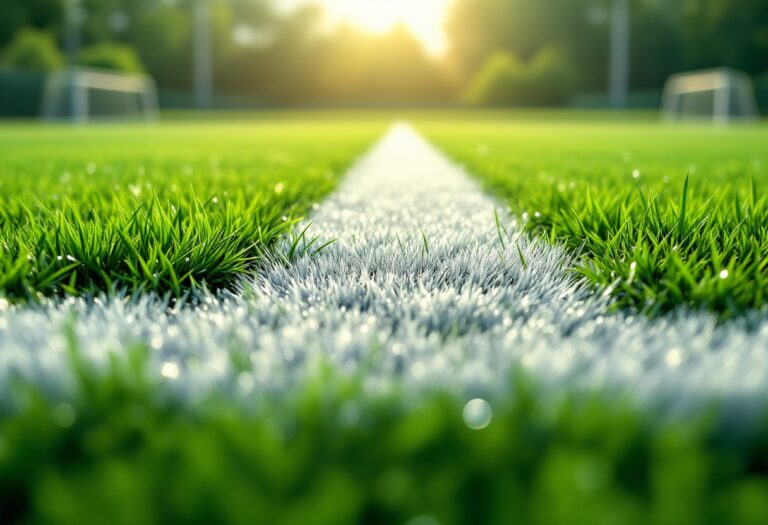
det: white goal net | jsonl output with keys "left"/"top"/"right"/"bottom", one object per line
{"left": 662, "top": 68, "right": 759, "bottom": 124}
{"left": 40, "top": 67, "right": 159, "bottom": 123}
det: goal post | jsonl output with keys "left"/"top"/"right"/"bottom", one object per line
{"left": 662, "top": 68, "right": 759, "bottom": 124}
{"left": 40, "top": 67, "right": 159, "bottom": 123}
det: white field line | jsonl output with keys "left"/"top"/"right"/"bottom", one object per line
{"left": 1, "top": 123, "right": 767, "bottom": 417}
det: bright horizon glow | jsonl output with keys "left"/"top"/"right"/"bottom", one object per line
{"left": 286, "top": 0, "right": 453, "bottom": 56}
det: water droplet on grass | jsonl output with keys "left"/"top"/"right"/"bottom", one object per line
{"left": 665, "top": 349, "right": 682, "bottom": 368}
{"left": 463, "top": 398, "right": 492, "bottom": 430}
{"left": 161, "top": 361, "right": 180, "bottom": 380}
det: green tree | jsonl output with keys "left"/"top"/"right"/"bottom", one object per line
{"left": 465, "top": 48, "right": 579, "bottom": 106}
{"left": 465, "top": 51, "right": 522, "bottom": 105}
{"left": 2, "top": 27, "right": 63, "bottom": 71}
{"left": 77, "top": 42, "right": 145, "bottom": 73}
{"left": 0, "top": 0, "right": 62, "bottom": 48}
{"left": 446, "top": 0, "right": 605, "bottom": 81}
{"left": 679, "top": 0, "right": 768, "bottom": 74}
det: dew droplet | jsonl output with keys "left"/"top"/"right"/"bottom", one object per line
{"left": 665, "top": 349, "right": 682, "bottom": 368}
{"left": 161, "top": 361, "right": 180, "bottom": 380}
{"left": 463, "top": 398, "right": 492, "bottom": 430}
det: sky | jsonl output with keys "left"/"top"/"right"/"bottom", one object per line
{"left": 279, "top": 0, "right": 454, "bottom": 55}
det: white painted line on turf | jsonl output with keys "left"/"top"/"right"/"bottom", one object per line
{"left": 1, "top": 123, "right": 768, "bottom": 421}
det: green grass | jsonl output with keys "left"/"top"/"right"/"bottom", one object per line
{"left": 0, "top": 120, "right": 382, "bottom": 300}
{"left": 5, "top": 113, "right": 768, "bottom": 523}
{"left": 3, "top": 350, "right": 768, "bottom": 525}
{"left": 419, "top": 116, "right": 768, "bottom": 317}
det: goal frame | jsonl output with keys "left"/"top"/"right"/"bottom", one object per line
{"left": 40, "top": 66, "right": 159, "bottom": 123}
{"left": 661, "top": 68, "right": 759, "bottom": 124}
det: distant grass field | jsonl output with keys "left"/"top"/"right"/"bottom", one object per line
{"left": 420, "top": 117, "right": 768, "bottom": 317}
{"left": 0, "top": 120, "right": 382, "bottom": 300}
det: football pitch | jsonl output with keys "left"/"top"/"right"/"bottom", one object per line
{"left": 2, "top": 113, "right": 768, "bottom": 524}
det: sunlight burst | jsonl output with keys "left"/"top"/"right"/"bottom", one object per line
{"left": 316, "top": 0, "right": 452, "bottom": 55}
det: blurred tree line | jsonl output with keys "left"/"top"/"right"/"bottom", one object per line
{"left": 448, "top": 0, "right": 768, "bottom": 105}
{"left": 0, "top": 0, "right": 767, "bottom": 107}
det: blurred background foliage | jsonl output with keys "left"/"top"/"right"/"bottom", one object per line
{"left": 76, "top": 42, "right": 145, "bottom": 73}
{"left": 0, "top": 0, "right": 766, "bottom": 110}
{"left": 2, "top": 27, "right": 64, "bottom": 72}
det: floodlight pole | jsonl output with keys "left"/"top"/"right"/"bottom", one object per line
{"left": 65, "top": 0, "right": 87, "bottom": 123}
{"left": 64, "top": 0, "right": 82, "bottom": 61}
{"left": 194, "top": 0, "right": 214, "bottom": 109}
{"left": 609, "top": 0, "right": 630, "bottom": 110}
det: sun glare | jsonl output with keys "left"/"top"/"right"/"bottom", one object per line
{"left": 314, "top": 0, "right": 452, "bottom": 55}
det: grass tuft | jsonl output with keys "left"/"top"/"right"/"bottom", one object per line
{"left": 422, "top": 118, "right": 768, "bottom": 318}
{"left": 0, "top": 121, "right": 381, "bottom": 301}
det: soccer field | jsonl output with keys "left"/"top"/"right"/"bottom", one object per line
{"left": 2, "top": 114, "right": 768, "bottom": 525}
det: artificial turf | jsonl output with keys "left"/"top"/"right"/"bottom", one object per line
{"left": 419, "top": 115, "right": 768, "bottom": 318}
{"left": 0, "top": 119, "right": 382, "bottom": 300}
